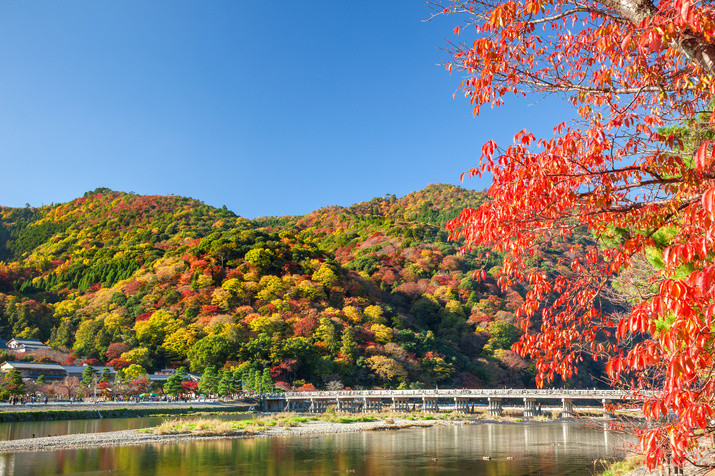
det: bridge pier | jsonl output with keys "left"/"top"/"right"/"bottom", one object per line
{"left": 454, "top": 398, "right": 473, "bottom": 413}
{"left": 523, "top": 398, "right": 536, "bottom": 418}
{"left": 363, "top": 398, "right": 383, "bottom": 413}
{"left": 488, "top": 397, "right": 502, "bottom": 417}
{"left": 392, "top": 397, "right": 411, "bottom": 411}
{"left": 561, "top": 398, "right": 574, "bottom": 418}
{"left": 422, "top": 397, "right": 439, "bottom": 412}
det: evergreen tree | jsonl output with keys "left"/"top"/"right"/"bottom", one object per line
{"left": 164, "top": 367, "right": 188, "bottom": 395}
{"left": 81, "top": 366, "right": 98, "bottom": 387}
{"left": 261, "top": 368, "right": 273, "bottom": 393}
{"left": 163, "top": 373, "right": 184, "bottom": 395}
{"left": 241, "top": 369, "right": 254, "bottom": 393}
{"left": 4, "top": 369, "right": 25, "bottom": 396}
{"left": 232, "top": 369, "right": 242, "bottom": 393}
{"left": 198, "top": 366, "right": 219, "bottom": 396}
{"left": 217, "top": 370, "right": 238, "bottom": 396}
{"left": 100, "top": 368, "right": 111, "bottom": 383}
{"left": 340, "top": 327, "right": 358, "bottom": 363}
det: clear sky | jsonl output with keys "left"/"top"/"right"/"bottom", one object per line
{"left": 0, "top": 1, "right": 566, "bottom": 218}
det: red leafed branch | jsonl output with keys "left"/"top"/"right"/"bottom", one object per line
{"left": 431, "top": 0, "right": 715, "bottom": 469}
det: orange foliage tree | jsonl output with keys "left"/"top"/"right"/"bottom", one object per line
{"left": 433, "top": 0, "right": 715, "bottom": 469}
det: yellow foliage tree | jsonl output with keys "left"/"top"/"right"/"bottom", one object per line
{"left": 364, "top": 305, "right": 385, "bottom": 324}
{"left": 162, "top": 328, "right": 197, "bottom": 361}
{"left": 134, "top": 310, "right": 181, "bottom": 348}
{"left": 371, "top": 323, "right": 393, "bottom": 344}
{"left": 342, "top": 306, "right": 363, "bottom": 324}
{"left": 120, "top": 347, "right": 151, "bottom": 368}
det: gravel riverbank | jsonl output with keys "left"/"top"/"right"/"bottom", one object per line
{"left": 0, "top": 416, "right": 438, "bottom": 454}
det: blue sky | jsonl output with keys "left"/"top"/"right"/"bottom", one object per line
{"left": 0, "top": 1, "right": 565, "bottom": 218}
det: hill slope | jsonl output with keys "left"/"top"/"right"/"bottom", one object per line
{"left": 0, "top": 184, "right": 565, "bottom": 389}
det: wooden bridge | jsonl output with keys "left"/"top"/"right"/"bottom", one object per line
{"left": 261, "top": 388, "right": 640, "bottom": 418}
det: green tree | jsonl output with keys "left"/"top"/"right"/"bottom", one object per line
{"left": 3, "top": 369, "right": 25, "bottom": 396}
{"left": 81, "top": 366, "right": 98, "bottom": 387}
{"left": 187, "top": 335, "right": 233, "bottom": 371}
{"left": 340, "top": 327, "right": 358, "bottom": 363}
{"left": 260, "top": 368, "right": 273, "bottom": 393}
{"left": 217, "top": 370, "right": 239, "bottom": 396}
{"left": 198, "top": 366, "right": 220, "bottom": 395}
{"left": 314, "top": 317, "right": 339, "bottom": 355}
{"left": 99, "top": 368, "right": 111, "bottom": 383}
{"left": 488, "top": 321, "right": 522, "bottom": 349}
{"left": 242, "top": 368, "right": 258, "bottom": 393}
{"left": 164, "top": 367, "right": 188, "bottom": 395}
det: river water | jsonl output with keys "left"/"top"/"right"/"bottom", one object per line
{"left": 0, "top": 420, "right": 634, "bottom": 475}
{"left": 0, "top": 416, "right": 166, "bottom": 441}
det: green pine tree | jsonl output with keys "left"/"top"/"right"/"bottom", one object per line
{"left": 4, "top": 369, "right": 25, "bottom": 396}
{"left": 81, "top": 366, "right": 98, "bottom": 386}
{"left": 199, "top": 366, "right": 220, "bottom": 395}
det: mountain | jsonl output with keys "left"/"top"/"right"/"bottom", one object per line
{"left": 0, "top": 184, "right": 568, "bottom": 389}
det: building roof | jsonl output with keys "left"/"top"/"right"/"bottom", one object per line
{"left": 148, "top": 374, "right": 170, "bottom": 381}
{"left": 64, "top": 365, "right": 116, "bottom": 375}
{"left": 147, "top": 372, "right": 202, "bottom": 382}
{"left": 8, "top": 338, "right": 46, "bottom": 345}
{"left": 6, "top": 338, "right": 50, "bottom": 350}
{"left": 1, "top": 361, "right": 65, "bottom": 371}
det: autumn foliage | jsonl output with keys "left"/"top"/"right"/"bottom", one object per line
{"left": 436, "top": 0, "right": 715, "bottom": 468}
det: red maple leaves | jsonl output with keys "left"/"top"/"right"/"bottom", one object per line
{"left": 434, "top": 0, "right": 715, "bottom": 468}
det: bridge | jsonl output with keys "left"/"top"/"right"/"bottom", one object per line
{"left": 261, "top": 388, "right": 641, "bottom": 418}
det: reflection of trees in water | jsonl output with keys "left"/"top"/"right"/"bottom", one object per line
{"left": 12, "top": 422, "right": 634, "bottom": 475}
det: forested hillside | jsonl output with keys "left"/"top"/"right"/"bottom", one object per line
{"left": 0, "top": 184, "right": 603, "bottom": 390}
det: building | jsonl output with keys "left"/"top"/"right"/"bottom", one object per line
{"left": 147, "top": 370, "right": 201, "bottom": 383}
{"left": 64, "top": 365, "right": 117, "bottom": 380}
{"left": 5, "top": 338, "right": 51, "bottom": 353}
{"left": 0, "top": 361, "right": 66, "bottom": 380}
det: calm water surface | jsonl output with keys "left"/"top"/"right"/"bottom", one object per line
{"left": 0, "top": 413, "right": 250, "bottom": 441}
{"left": 0, "top": 421, "right": 634, "bottom": 475}
{"left": 0, "top": 416, "right": 166, "bottom": 441}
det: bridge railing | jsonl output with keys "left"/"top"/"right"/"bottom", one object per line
{"left": 262, "top": 388, "right": 640, "bottom": 400}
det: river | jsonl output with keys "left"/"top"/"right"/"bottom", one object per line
{"left": 0, "top": 419, "right": 634, "bottom": 475}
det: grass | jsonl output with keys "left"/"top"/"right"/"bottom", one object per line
{"left": 145, "top": 407, "right": 575, "bottom": 438}
{"left": 146, "top": 412, "right": 383, "bottom": 436}
{"left": 320, "top": 415, "right": 377, "bottom": 424}
{"left": 151, "top": 418, "right": 242, "bottom": 436}
{"left": 598, "top": 454, "right": 644, "bottom": 476}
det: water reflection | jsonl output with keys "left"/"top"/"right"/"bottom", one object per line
{"left": 0, "top": 413, "right": 249, "bottom": 441}
{"left": 0, "top": 422, "right": 634, "bottom": 475}
{"left": 0, "top": 416, "right": 167, "bottom": 441}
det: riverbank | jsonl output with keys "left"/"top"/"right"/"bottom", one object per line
{"left": 0, "top": 400, "right": 253, "bottom": 422}
{"left": 0, "top": 413, "right": 444, "bottom": 453}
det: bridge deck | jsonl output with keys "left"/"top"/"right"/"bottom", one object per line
{"left": 263, "top": 388, "right": 639, "bottom": 401}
